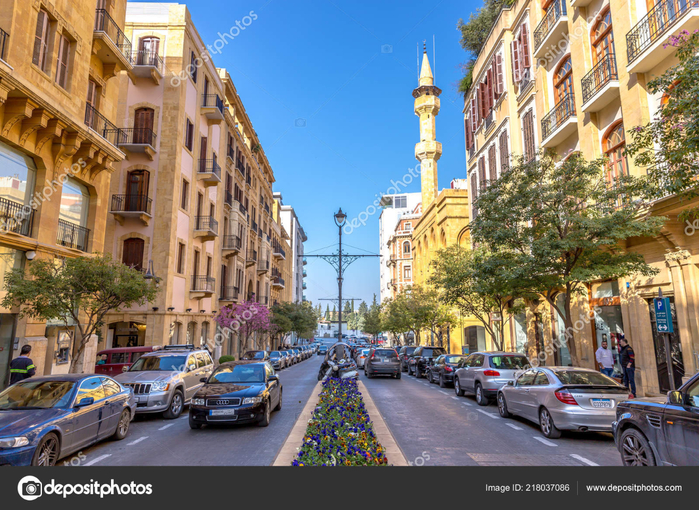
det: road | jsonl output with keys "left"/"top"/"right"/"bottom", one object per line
{"left": 71, "top": 355, "right": 323, "bottom": 467}
{"left": 361, "top": 368, "right": 622, "bottom": 466}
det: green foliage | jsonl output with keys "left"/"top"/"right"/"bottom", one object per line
{"left": 457, "top": 0, "right": 512, "bottom": 54}
{"left": 362, "top": 294, "right": 383, "bottom": 337}
{"left": 2, "top": 254, "right": 159, "bottom": 372}
{"left": 219, "top": 355, "right": 236, "bottom": 364}
{"left": 271, "top": 301, "right": 318, "bottom": 342}
{"left": 381, "top": 286, "right": 454, "bottom": 346}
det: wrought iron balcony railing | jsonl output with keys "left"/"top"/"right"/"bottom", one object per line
{"left": 85, "top": 104, "right": 125, "bottom": 147}
{"left": 57, "top": 219, "right": 90, "bottom": 252}
{"left": 0, "top": 28, "right": 8, "bottom": 62}
{"left": 110, "top": 194, "right": 152, "bottom": 215}
{"left": 248, "top": 249, "right": 258, "bottom": 262}
{"left": 534, "top": 0, "right": 567, "bottom": 51}
{"left": 119, "top": 127, "right": 157, "bottom": 147}
{"left": 225, "top": 191, "right": 233, "bottom": 207}
{"left": 235, "top": 159, "right": 245, "bottom": 176}
{"left": 581, "top": 53, "right": 618, "bottom": 104}
{"left": 222, "top": 235, "right": 241, "bottom": 251}
{"left": 220, "top": 286, "right": 239, "bottom": 301}
{"left": 94, "top": 9, "right": 132, "bottom": 64}
{"left": 0, "top": 197, "right": 33, "bottom": 236}
{"left": 132, "top": 50, "right": 163, "bottom": 72}
{"left": 251, "top": 219, "right": 258, "bottom": 233}
{"left": 237, "top": 200, "right": 247, "bottom": 215}
{"left": 627, "top": 0, "right": 699, "bottom": 63}
{"left": 194, "top": 215, "right": 218, "bottom": 234}
{"left": 191, "top": 276, "right": 215, "bottom": 293}
{"left": 202, "top": 94, "right": 224, "bottom": 113}
{"left": 198, "top": 158, "right": 221, "bottom": 179}
{"left": 541, "top": 94, "right": 576, "bottom": 141}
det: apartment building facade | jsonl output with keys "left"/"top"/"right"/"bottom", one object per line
{"left": 275, "top": 192, "right": 307, "bottom": 304}
{"left": 0, "top": 0, "right": 130, "bottom": 385}
{"left": 385, "top": 213, "right": 419, "bottom": 299}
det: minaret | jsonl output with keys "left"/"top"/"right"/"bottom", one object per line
{"left": 413, "top": 43, "right": 442, "bottom": 211}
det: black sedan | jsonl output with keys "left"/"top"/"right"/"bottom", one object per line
{"left": 426, "top": 354, "right": 467, "bottom": 387}
{"left": 613, "top": 371, "right": 699, "bottom": 466}
{"left": 0, "top": 374, "right": 135, "bottom": 466}
{"left": 189, "top": 361, "right": 282, "bottom": 428}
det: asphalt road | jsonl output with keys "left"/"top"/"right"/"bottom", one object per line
{"left": 361, "top": 368, "right": 623, "bottom": 466}
{"left": 70, "top": 355, "right": 324, "bottom": 467}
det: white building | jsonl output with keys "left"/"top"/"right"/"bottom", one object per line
{"left": 274, "top": 192, "right": 307, "bottom": 303}
{"left": 378, "top": 193, "right": 421, "bottom": 303}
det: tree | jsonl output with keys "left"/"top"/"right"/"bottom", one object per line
{"left": 471, "top": 151, "right": 666, "bottom": 365}
{"left": 358, "top": 301, "right": 368, "bottom": 317}
{"left": 363, "top": 294, "right": 383, "bottom": 338}
{"left": 325, "top": 304, "right": 331, "bottom": 320}
{"left": 2, "top": 254, "right": 159, "bottom": 373}
{"left": 215, "top": 301, "right": 273, "bottom": 352}
{"left": 270, "top": 304, "right": 293, "bottom": 348}
{"left": 419, "top": 287, "right": 457, "bottom": 348}
{"left": 271, "top": 301, "right": 318, "bottom": 346}
{"left": 380, "top": 297, "right": 410, "bottom": 343}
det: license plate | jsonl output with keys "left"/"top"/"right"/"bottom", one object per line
{"left": 210, "top": 409, "right": 236, "bottom": 416}
{"left": 591, "top": 399, "right": 612, "bottom": 408}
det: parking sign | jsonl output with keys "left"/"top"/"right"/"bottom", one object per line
{"left": 654, "top": 297, "right": 674, "bottom": 333}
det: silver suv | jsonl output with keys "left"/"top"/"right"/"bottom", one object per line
{"left": 454, "top": 352, "right": 530, "bottom": 406}
{"left": 115, "top": 345, "right": 214, "bottom": 419}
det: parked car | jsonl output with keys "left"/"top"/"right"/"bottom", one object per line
{"left": 95, "top": 346, "right": 154, "bottom": 377}
{"left": 242, "top": 350, "right": 270, "bottom": 361}
{"left": 0, "top": 374, "right": 135, "bottom": 466}
{"left": 408, "top": 346, "right": 447, "bottom": 378}
{"left": 498, "top": 367, "right": 632, "bottom": 439}
{"left": 356, "top": 349, "right": 371, "bottom": 368}
{"left": 189, "top": 361, "right": 282, "bottom": 428}
{"left": 280, "top": 350, "right": 293, "bottom": 366}
{"left": 398, "top": 346, "right": 417, "bottom": 372}
{"left": 364, "top": 348, "right": 401, "bottom": 379}
{"left": 291, "top": 348, "right": 303, "bottom": 361}
{"left": 612, "top": 371, "right": 699, "bottom": 466}
{"left": 115, "top": 345, "right": 214, "bottom": 419}
{"left": 426, "top": 354, "right": 467, "bottom": 387}
{"left": 454, "top": 352, "right": 530, "bottom": 406}
{"left": 269, "top": 351, "right": 286, "bottom": 370}
{"left": 318, "top": 345, "right": 328, "bottom": 356}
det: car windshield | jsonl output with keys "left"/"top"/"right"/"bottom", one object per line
{"left": 375, "top": 349, "right": 397, "bottom": 357}
{"left": 361, "top": 349, "right": 371, "bottom": 355}
{"left": 270, "top": 352, "right": 281, "bottom": 357}
{"left": 446, "top": 355, "right": 465, "bottom": 364}
{"left": 209, "top": 365, "right": 266, "bottom": 384}
{"left": 553, "top": 370, "right": 620, "bottom": 386}
{"left": 0, "top": 380, "right": 76, "bottom": 409}
{"left": 489, "top": 356, "right": 530, "bottom": 370}
{"left": 129, "top": 355, "right": 186, "bottom": 372}
{"left": 244, "top": 351, "right": 265, "bottom": 359}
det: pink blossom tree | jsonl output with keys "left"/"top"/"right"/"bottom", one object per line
{"left": 214, "top": 300, "right": 273, "bottom": 354}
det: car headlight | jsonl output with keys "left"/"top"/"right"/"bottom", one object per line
{"left": 151, "top": 381, "right": 170, "bottom": 392}
{"left": 192, "top": 398, "right": 205, "bottom": 406}
{"left": 243, "top": 397, "right": 263, "bottom": 405}
{"left": 0, "top": 436, "right": 29, "bottom": 448}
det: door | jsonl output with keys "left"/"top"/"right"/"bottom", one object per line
{"left": 122, "top": 238, "right": 144, "bottom": 271}
{"left": 133, "top": 108, "right": 154, "bottom": 145}
{"left": 126, "top": 170, "right": 149, "bottom": 211}
{"left": 69, "top": 376, "right": 106, "bottom": 450}
{"left": 508, "top": 369, "right": 536, "bottom": 416}
{"left": 200, "top": 137, "right": 208, "bottom": 172}
{"left": 525, "top": 370, "right": 553, "bottom": 421}
{"left": 266, "top": 364, "right": 280, "bottom": 408}
{"left": 85, "top": 80, "right": 98, "bottom": 129}
{"left": 182, "top": 354, "right": 199, "bottom": 400}
{"left": 663, "top": 378, "right": 699, "bottom": 465}
{"left": 464, "top": 354, "right": 485, "bottom": 392}
{"left": 0, "top": 314, "right": 16, "bottom": 390}
{"left": 138, "top": 36, "right": 159, "bottom": 65}
{"left": 100, "top": 377, "right": 127, "bottom": 435}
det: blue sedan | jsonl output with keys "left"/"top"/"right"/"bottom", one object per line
{"left": 0, "top": 374, "right": 136, "bottom": 466}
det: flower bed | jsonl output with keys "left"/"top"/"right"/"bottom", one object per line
{"left": 292, "top": 378, "right": 388, "bottom": 466}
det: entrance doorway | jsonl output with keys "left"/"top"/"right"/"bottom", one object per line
{"left": 647, "top": 297, "right": 685, "bottom": 392}
{"left": 0, "top": 314, "right": 16, "bottom": 389}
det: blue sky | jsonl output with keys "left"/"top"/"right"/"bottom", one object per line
{"left": 137, "top": 0, "right": 478, "bottom": 308}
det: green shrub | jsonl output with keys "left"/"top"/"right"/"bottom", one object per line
{"left": 218, "top": 355, "right": 235, "bottom": 364}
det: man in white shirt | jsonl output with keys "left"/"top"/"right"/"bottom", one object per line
{"left": 595, "top": 339, "right": 615, "bottom": 377}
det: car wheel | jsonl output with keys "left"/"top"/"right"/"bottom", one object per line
{"left": 112, "top": 410, "right": 131, "bottom": 440}
{"left": 439, "top": 374, "right": 446, "bottom": 388}
{"left": 454, "top": 378, "right": 465, "bottom": 396}
{"left": 539, "top": 407, "right": 562, "bottom": 439}
{"left": 426, "top": 370, "right": 432, "bottom": 383}
{"left": 274, "top": 390, "right": 283, "bottom": 411}
{"left": 258, "top": 402, "right": 271, "bottom": 427}
{"left": 189, "top": 413, "right": 202, "bottom": 430}
{"left": 620, "top": 428, "right": 656, "bottom": 466}
{"left": 163, "top": 390, "right": 184, "bottom": 419}
{"left": 396, "top": 371, "right": 401, "bottom": 379}
{"left": 31, "top": 432, "right": 60, "bottom": 466}
{"left": 475, "top": 383, "right": 490, "bottom": 406}
{"left": 497, "top": 393, "right": 511, "bottom": 418}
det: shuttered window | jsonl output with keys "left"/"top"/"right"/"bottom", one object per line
{"left": 181, "top": 179, "right": 189, "bottom": 210}
{"left": 488, "top": 144, "right": 498, "bottom": 182}
{"left": 499, "top": 130, "right": 509, "bottom": 172}
{"left": 33, "top": 10, "right": 50, "bottom": 71}
{"left": 495, "top": 54, "right": 504, "bottom": 96}
{"left": 470, "top": 172, "right": 478, "bottom": 218}
{"left": 185, "top": 118, "right": 194, "bottom": 151}
{"left": 190, "top": 51, "right": 198, "bottom": 83}
{"left": 123, "top": 238, "right": 145, "bottom": 271}
{"left": 523, "top": 110, "right": 536, "bottom": 162}
{"left": 176, "top": 243, "right": 186, "bottom": 274}
{"left": 55, "top": 34, "right": 70, "bottom": 88}
{"left": 478, "top": 157, "right": 486, "bottom": 191}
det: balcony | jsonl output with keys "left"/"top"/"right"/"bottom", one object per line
{"left": 303, "top": 270, "right": 307, "bottom": 278}
{"left": 237, "top": 200, "right": 247, "bottom": 217}
{"left": 251, "top": 219, "right": 258, "bottom": 234}
{"left": 201, "top": 94, "right": 224, "bottom": 122}
{"left": 533, "top": 0, "right": 569, "bottom": 60}
{"left": 85, "top": 104, "right": 125, "bottom": 148}
{"left": 226, "top": 147, "right": 235, "bottom": 166}
{"left": 626, "top": 0, "right": 699, "bottom": 74}
{"left": 190, "top": 275, "right": 215, "bottom": 297}
{"left": 235, "top": 159, "right": 245, "bottom": 177}
{"left": 302, "top": 282, "right": 307, "bottom": 290}
{"left": 109, "top": 194, "right": 152, "bottom": 225}
{"left": 570, "top": 0, "right": 593, "bottom": 6}
{"left": 272, "top": 277, "right": 285, "bottom": 289}
{"left": 0, "top": 28, "right": 8, "bottom": 63}
{"left": 257, "top": 258, "right": 270, "bottom": 274}
{"left": 56, "top": 219, "right": 90, "bottom": 252}
{"left": 581, "top": 53, "right": 620, "bottom": 113}
{"left": 303, "top": 257, "right": 308, "bottom": 266}
{"left": 131, "top": 50, "right": 163, "bottom": 84}
{"left": 197, "top": 159, "right": 221, "bottom": 187}
{"left": 193, "top": 216, "right": 218, "bottom": 241}
{"left": 118, "top": 128, "right": 157, "bottom": 160}
{"left": 219, "top": 286, "right": 239, "bottom": 303}
{"left": 246, "top": 249, "right": 257, "bottom": 267}
{"left": 272, "top": 243, "right": 286, "bottom": 260}
{"left": 541, "top": 94, "right": 577, "bottom": 148}
{"left": 224, "top": 190, "right": 233, "bottom": 210}
{"left": 246, "top": 173, "right": 251, "bottom": 187}
{"left": 387, "top": 256, "right": 397, "bottom": 267}
{"left": 222, "top": 235, "right": 241, "bottom": 257}
{"left": 93, "top": 9, "right": 133, "bottom": 77}
{"left": 0, "top": 197, "right": 34, "bottom": 237}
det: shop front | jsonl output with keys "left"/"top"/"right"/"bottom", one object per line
{"left": 590, "top": 282, "right": 625, "bottom": 379}
{"left": 107, "top": 321, "right": 146, "bottom": 348}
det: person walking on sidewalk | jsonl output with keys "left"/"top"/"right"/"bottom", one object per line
{"left": 619, "top": 337, "right": 636, "bottom": 397}
{"left": 595, "top": 339, "right": 615, "bottom": 378}
{"left": 9, "top": 345, "right": 36, "bottom": 385}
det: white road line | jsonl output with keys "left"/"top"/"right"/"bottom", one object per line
{"left": 439, "top": 391, "right": 450, "bottom": 396}
{"left": 477, "top": 409, "right": 499, "bottom": 419}
{"left": 462, "top": 401, "right": 472, "bottom": 406}
{"left": 451, "top": 396, "right": 460, "bottom": 401}
{"left": 158, "top": 423, "right": 174, "bottom": 431}
{"left": 570, "top": 454, "right": 599, "bottom": 466}
{"left": 505, "top": 423, "right": 523, "bottom": 431}
{"left": 127, "top": 436, "right": 149, "bottom": 446}
{"left": 83, "top": 454, "right": 111, "bottom": 466}
{"left": 533, "top": 436, "right": 558, "bottom": 447}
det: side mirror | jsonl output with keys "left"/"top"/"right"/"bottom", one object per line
{"left": 668, "top": 390, "right": 683, "bottom": 405}
{"left": 200, "top": 377, "right": 208, "bottom": 383}
{"left": 75, "top": 397, "right": 94, "bottom": 408}
{"left": 506, "top": 381, "right": 515, "bottom": 386}
{"left": 268, "top": 374, "right": 279, "bottom": 382}
{"left": 122, "top": 365, "right": 130, "bottom": 373}
{"left": 188, "top": 365, "right": 197, "bottom": 372}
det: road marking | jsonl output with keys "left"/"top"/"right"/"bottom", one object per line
{"left": 451, "top": 396, "right": 460, "bottom": 401}
{"left": 505, "top": 423, "right": 523, "bottom": 431}
{"left": 570, "top": 454, "right": 599, "bottom": 466}
{"left": 439, "top": 391, "right": 450, "bottom": 396}
{"left": 477, "top": 409, "right": 499, "bottom": 419}
{"left": 84, "top": 454, "right": 111, "bottom": 466}
{"left": 533, "top": 436, "right": 558, "bottom": 447}
{"left": 158, "top": 423, "right": 174, "bottom": 431}
{"left": 127, "top": 436, "right": 149, "bottom": 446}
{"left": 462, "top": 401, "right": 472, "bottom": 406}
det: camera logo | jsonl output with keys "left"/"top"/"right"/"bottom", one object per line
{"left": 18, "top": 476, "right": 43, "bottom": 501}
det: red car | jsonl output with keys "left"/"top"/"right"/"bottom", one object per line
{"left": 95, "top": 346, "right": 154, "bottom": 377}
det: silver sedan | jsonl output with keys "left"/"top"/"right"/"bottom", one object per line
{"left": 497, "top": 366, "right": 632, "bottom": 439}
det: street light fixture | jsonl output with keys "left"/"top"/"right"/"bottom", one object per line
{"left": 334, "top": 208, "right": 346, "bottom": 343}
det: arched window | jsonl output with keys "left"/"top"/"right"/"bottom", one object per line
{"left": 122, "top": 238, "right": 145, "bottom": 271}
{"left": 554, "top": 56, "right": 573, "bottom": 103}
{"left": 603, "top": 122, "right": 628, "bottom": 182}
{"left": 402, "top": 241, "right": 411, "bottom": 255}
{"left": 591, "top": 8, "right": 614, "bottom": 64}
{"left": 137, "top": 36, "right": 160, "bottom": 65}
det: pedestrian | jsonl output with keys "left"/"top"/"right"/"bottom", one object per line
{"left": 595, "top": 339, "right": 615, "bottom": 377}
{"left": 9, "top": 344, "right": 36, "bottom": 385}
{"left": 619, "top": 337, "right": 636, "bottom": 397}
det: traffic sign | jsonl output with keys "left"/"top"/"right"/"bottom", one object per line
{"left": 654, "top": 297, "right": 674, "bottom": 333}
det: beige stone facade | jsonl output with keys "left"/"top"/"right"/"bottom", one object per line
{"left": 386, "top": 213, "right": 419, "bottom": 299}
{"left": 0, "top": 0, "right": 130, "bottom": 385}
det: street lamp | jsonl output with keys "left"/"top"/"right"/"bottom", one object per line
{"left": 334, "top": 209, "right": 347, "bottom": 344}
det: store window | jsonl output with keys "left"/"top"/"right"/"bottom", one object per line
{"left": 591, "top": 281, "right": 624, "bottom": 377}
{"left": 464, "top": 325, "right": 486, "bottom": 354}
{"left": 108, "top": 322, "right": 146, "bottom": 348}
{"left": 513, "top": 312, "right": 528, "bottom": 354}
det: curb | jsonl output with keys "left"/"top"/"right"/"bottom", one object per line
{"left": 357, "top": 379, "right": 409, "bottom": 466}
{"left": 272, "top": 381, "right": 322, "bottom": 466}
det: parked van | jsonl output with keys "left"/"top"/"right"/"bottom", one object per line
{"left": 95, "top": 346, "right": 154, "bottom": 377}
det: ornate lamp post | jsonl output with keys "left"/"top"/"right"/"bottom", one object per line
{"left": 334, "top": 209, "right": 347, "bottom": 343}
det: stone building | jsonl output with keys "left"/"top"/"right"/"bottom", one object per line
{"left": 385, "top": 211, "right": 419, "bottom": 299}
{"left": 0, "top": 0, "right": 130, "bottom": 384}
